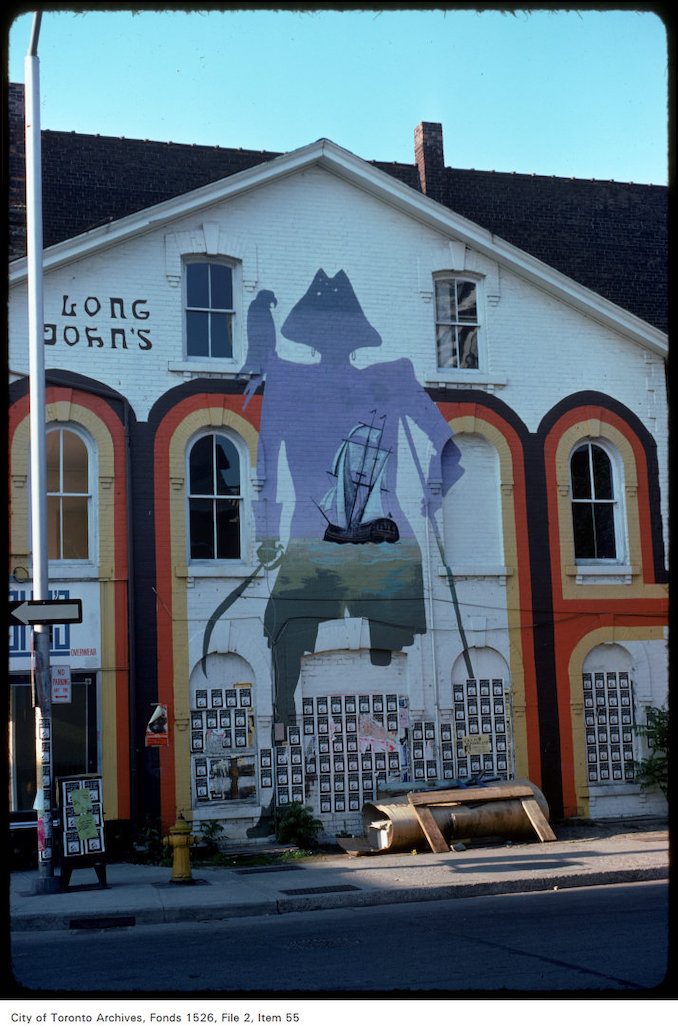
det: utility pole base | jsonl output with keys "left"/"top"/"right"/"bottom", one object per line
{"left": 32, "top": 876, "right": 62, "bottom": 895}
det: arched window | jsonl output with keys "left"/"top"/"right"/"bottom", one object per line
{"left": 46, "top": 427, "right": 91, "bottom": 560}
{"left": 570, "top": 442, "right": 620, "bottom": 561}
{"left": 188, "top": 433, "right": 243, "bottom": 560}
{"left": 442, "top": 434, "right": 503, "bottom": 567}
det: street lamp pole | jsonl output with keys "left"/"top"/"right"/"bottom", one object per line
{"left": 25, "top": 11, "right": 59, "bottom": 893}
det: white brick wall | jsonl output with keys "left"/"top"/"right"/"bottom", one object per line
{"left": 10, "top": 169, "right": 667, "bottom": 491}
{"left": 9, "top": 159, "right": 667, "bottom": 827}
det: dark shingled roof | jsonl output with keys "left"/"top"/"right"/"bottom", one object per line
{"left": 9, "top": 86, "right": 666, "bottom": 334}
{"left": 432, "top": 166, "right": 667, "bottom": 334}
{"left": 39, "top": 131, "right": 285, "bottom": 245}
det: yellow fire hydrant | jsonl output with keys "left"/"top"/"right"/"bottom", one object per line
{"left": 164, "top": 813, "right": 198, "bottom": 883}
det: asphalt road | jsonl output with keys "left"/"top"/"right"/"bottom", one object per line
{"left": 10, "top": 881, "right": 669, "bottom": 997}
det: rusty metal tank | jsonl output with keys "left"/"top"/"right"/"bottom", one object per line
{"left": 361, "top": 779, "right": 550, "bottom": 853}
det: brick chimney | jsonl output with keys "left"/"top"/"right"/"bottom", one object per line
{"left": 414, "top": 121, "right": 445, "bottom": 205}
{"left": 8, "top": 82, "right": 27, "bottom": 259}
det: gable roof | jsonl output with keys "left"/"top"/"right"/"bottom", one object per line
{"left": 8, "top": 85, "right": 666, "bottom": 345}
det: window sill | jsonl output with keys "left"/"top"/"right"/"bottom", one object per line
{"left": 178, "top": 562, "right": 257, "bottom": 580}
{"left": 566, "top": 564, "right": 636, "bottom": 585}
{"left": 39, "top": 563, "right": 99, "bottom": 581}
{"left": 440, "top": 565, "right": 512, "bottom": 584}
{"left": 587, "top": 781, "right": 641, "bottom": 794}
{"left": 168, "top": 359, "right": 245, "bottom": 377}
{"left": 191, "top": 800, "right": 261, "bottom": 811}
{"left": 426, "top": 371, "right": 507, "bottom": 391}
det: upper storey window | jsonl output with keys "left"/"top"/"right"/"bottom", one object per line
{"left": 434, "top": 276, "right": 479, "bottom": 370}
{"left": 185, "top": 260, "right": 235, "bottom": 359}
{"left": 570, "top": 442, "right": 618, "bottom": 561}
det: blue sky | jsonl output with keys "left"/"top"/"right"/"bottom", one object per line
{"left": 7, "top": 6, "right": 669, "bottom": 184}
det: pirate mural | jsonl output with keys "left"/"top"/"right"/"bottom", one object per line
{"left": 206, "top": 270, "right": 463, "bottom": 725}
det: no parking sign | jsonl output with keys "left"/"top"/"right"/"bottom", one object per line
{"left": 51, "top": 663, "right": 72, "bottom": 703}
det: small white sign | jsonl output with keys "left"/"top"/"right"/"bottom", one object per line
{"left": 463, "top": 733, "right": 491, "bottom": 755}
{"left": 51, "top": 664, "right": 72, "bottom": 704}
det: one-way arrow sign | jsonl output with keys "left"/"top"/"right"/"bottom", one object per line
{"left": 9, "top": 598, "right": 83, "bottom": 627}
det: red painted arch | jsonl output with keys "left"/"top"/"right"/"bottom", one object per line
{"left": 153, "top": 392, "right": 262, "bottom": 830}
{"left": 543, "top": 405, "right": 668, "bottom": 814}
{"left": 10, "top": 387, "right": 131, "bottom": 818}
{"left": 436, "top": 400, "right": 543, "bottom": 786}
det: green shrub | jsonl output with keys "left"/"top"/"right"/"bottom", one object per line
{"left": 274, "top": 801, "right": 323, "bottom": 849}
{"left": 134, "top": 816, "right": 171, "bottom": 865}
{"left": 195, "top": 818, "right": 225, "bottom": 856}
{"left": 633, "top": 705, "right": 669, "bottom": 798}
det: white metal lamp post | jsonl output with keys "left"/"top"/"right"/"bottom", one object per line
{"left": 25, "top": 10, "right": 59, "bottom": 893}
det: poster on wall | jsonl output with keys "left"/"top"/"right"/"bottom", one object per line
{"left": 191, "top": 683, "right": 258, "bottom": 803}
{"left": 207, "top": 756, "right": 256, "bottom": 801}
{"left": 145, "top": 704, "right": 169, "bottom": 747}
{"left": 58, "top": 775, "right": 106, "bottom": 858}
{"left": 272, "top": 692, "right": 409, "bottom": 815}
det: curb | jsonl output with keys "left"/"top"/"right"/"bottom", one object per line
{"left": 10, "top": 864, "right": 668, "bottom": 933}
{"left": 275, "top": 864, "right": 669, "bottom": 914}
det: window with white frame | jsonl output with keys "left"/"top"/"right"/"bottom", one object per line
{"left": 185, "top": 260, "right": 236, "bottom": 359}
{"left": 46, "top": 427, "right": 92, "bottom": 561}
{"left": 434, "top": 276, "right": 480, "bottom": 369}
{"left": 188, "top": 433, "right": 243, "bottom": 561}
{"left": 570, "top": 441, "right": 623, "bottom": 562}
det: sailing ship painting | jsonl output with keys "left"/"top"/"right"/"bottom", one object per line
{"left": 315, "top": 411, "right": 400, "bottom": 544}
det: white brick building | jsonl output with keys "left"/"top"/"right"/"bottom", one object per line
{"left": 9, "top": 98, "right": 668, "bottom": 851}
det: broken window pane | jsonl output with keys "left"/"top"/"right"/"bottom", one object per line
{"left": 458, "top": 325, "right": 479, "bottom": 368}
{"left": 456, "top": 280, "right": 477, "bottom": 322}
{"left": 435, "top": 277, "right": 480, "bottom": 369}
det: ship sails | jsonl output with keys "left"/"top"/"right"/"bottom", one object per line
{"left": 317, "top": 412, "right": 399, "bottom": 544}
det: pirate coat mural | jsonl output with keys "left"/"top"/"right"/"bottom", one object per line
{"left": 8, "top": 106, "right": 668, "bottom": 849}
{"left": 223, "top": 269, "right": 464, "bottom": 730}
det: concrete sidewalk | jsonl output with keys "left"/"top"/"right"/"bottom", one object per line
{"left": 10, "top": 819, "right": 669, "bottom": 933}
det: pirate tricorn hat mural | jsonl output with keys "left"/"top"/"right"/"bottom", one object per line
{"left": 281, "top": 269, "right": 382, "bottom": 352}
